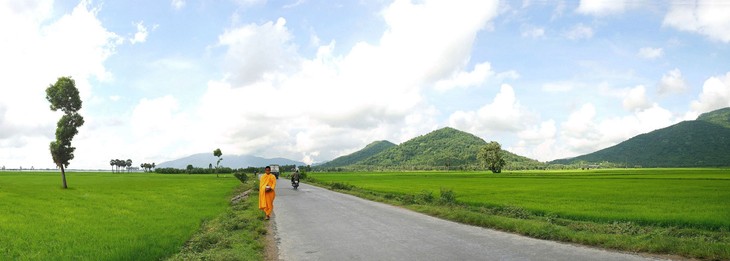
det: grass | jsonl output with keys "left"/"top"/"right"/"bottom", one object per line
{"left": 0, "top": 171, "right": 262, "bottom": 261}
{"left": 166, "top": 183, "right": 266, "bottom": 261}
{"left": 307, "top": 168, "right": 730, "bottom": 260}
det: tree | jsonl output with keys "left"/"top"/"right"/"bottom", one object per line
{"left": 110, "top": 159, "right": 115, "bottom": 173}
{"left": 186, "top": 164, "right": 194, "bottom": 174}
{"left": 126, "top": 159, "right": 132, "bottom": 173}
{"left": 213, "top": 148, "right": 223, "bottom": 177}
{"left": 477, "top": 141, "right": 506, "bottom": 173}
{"left": 46, "top": 77, "right": 84, "bottom": 188}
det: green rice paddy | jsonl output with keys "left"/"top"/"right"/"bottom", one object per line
{"left": 0, "top": 171, "right": 241, "bottom": 260}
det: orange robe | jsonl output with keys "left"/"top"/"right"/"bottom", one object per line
{"left": 258, "top": 173, "right": 277, "bottom": 216}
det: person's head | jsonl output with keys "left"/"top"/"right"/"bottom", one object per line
{"left": 265, "top": 166, "right": 271, "bottom": 174}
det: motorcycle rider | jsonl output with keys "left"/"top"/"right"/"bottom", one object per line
{"left": 291, "top": 169, "right": 301, "bottom": 188}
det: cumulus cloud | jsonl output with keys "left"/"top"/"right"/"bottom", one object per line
{"left": 448, "top": 84, "right": 534, "bottom": 136}
{"left": 0, "top": 0, "right": 121, "bottom": 168}
{"left": 576, "top": 0, "right": 628, "bottom": 15}
{"left": 623, "top": 85, "right": 651, "bottom": 112}
{"left": 434, "top": 62, "right": 494, "bottom": 91}
{"left": 638, "top": 47, "right": 663, "bottom": 59}
{"left": 565, "top": 23, "right": 593, "bottom": 40}
{"left": 663, "top": 0, "right": 730, "bottom": 43}
{"left": 658, "top": 68, "right": 688, "bottom": 95}
{"left": 201, "top": 0, "right": 500, "bottom": 163}
{"left": 689, "top": 72, "right": 730, "bottom": 115}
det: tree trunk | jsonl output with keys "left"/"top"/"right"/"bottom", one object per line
{"left": 61, "top": 165, "right": 68, "bottom": 189}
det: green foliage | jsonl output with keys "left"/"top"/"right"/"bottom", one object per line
{"left": 317, "top": 127, "right": 544, "bottom": 171}
{"left": 438, "top": 188, "right": 456, "bottom": 205}
{"left": 551, "top": 116, "right": 730, "bottom": 167}
{"left": 0, "top": 172, "right": 242, "bottom": 260}
{"left": 317, "top": 140, "right": 396, "bottom": 169}
{"left": 233, "top": 172, "right": 248, "bottom": 183}
{"left": 46, "top": 76, "right": 85, "bottom": 188}
{"left": 477, "top": 141, "right": 506, "bottom": 173}
{"left": 697, "top": 107, "right": 730, "bottom": 129}
{"left": 166, "top": 184, "right": 265, "bottom": 261}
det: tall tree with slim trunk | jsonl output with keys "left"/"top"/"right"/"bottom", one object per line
{"left": 213, "top": 148, "right": 223, "bottom": 177}
{"left": 46, "top": 77, "right": 84, "bottom": 189}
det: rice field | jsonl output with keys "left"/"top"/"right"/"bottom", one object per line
{"left": 309, "top": 168, "right": 730, "bottom": 229}
{"left": 0, "top": 171, "right": 240, "bottom": 260}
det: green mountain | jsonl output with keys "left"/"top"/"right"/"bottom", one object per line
{"left": 551, "top": 107, "right": 730, "bottom": 167}
{"left": 341, "top": 127, "right": 541, "bottom": 170}
{"left": 317, "top": 140, "right": 396, "bottom": 168}
{"left": 698, "top": 107, "right": 730, "bottom": 129}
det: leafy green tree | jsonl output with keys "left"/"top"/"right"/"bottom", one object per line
{"left": 213, "top": 148, "right": 223, "bottom": 177}
{"left": 477, "top": 141, "right": 506, "bottom": 173}
{"left": 186, "top": 164, "right": 194, "bottom": 174}
{"left": 46, "top": 77, "right": 84, "bottom": 188}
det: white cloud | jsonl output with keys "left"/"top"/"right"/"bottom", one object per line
{"left": 658, "top": 68, "right": 688, "bottom": 95}
{"left": 565, "top": 23, "right": 593, "bottom": 40}
{"left": 576, "top": 0, "right": 628, "bottom": 15}
{"left": 663, "top": 0, "right": 730, "bottom": 42}
{"left": 434, "top": 62, "right": 494, "bottom": 91}
{"left": 556, "top": 103, "right": 675, "bottom": 157}
{"left": 448, "top": 84, "right": 534, "bottom": 136}
{"left": 218, "top": 17, "right": 300, "bottom": 86}
{"left": 171, "top": 0, "right": 185, "bottom": 10}
{"left": 689, "top": 71, "right": 730, "bottom": 115}
{"left": 0, "top": 0, "right": 121, "bottom": 169}
{"left": 200, "top": 0, "right": 500, "bottom": 164}
{"left": 638, "top": 47, "right": 663, "bottom": 59}
{"left": 130, "top": 21, "right": 156, "bottom": 44}
{"left": 623, "top": 85, "right": 651, "bottom": 112}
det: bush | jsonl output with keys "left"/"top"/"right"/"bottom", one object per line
{"left": 233, "top": 172, "right": 247, "bottom": 184}
{"left": 439, "top": 188, "right": 456, "bottom": 205}
{"left": 415, "top": 190, "right": 435, "bottom": 204}
{"left": 330, "top": 182, "right": 354, "bottom": 191}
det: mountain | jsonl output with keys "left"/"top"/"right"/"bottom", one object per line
{"left": 341, "top": 127, "right": 541, "bottom": 169}
{"left": 317, "top": 140, "right": 396, "bottom": 168}
{"left": 157, "top": 153, "right": 306, "bottom": 169}
{"left": 551, "top": 107, "right": 730, "bottom": 167}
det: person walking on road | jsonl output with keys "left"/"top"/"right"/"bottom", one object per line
{"left": 259, "top": 166, "right": 277, "bottom": 220}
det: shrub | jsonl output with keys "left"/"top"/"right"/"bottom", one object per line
{"left": 415, "top": 190, "right": 435, "bottom": 204}
{"left": 330, "top": 182, "right": 354, "bottom": 191}
{"left": 439, "top": 188, "right": 456, "bottom": 205}
{"left": 233, "top": 172, "right": 247, "bottom": 183}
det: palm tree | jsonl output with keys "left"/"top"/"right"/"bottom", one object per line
{"left": 110, "top": 159, "right": 115, "bottom": 173}
{"left": 126, "top": 159, "right": 132, "bottom": 173}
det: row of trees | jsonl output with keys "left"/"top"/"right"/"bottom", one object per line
{"left": 109, "top": 159, "right": 133, "bottom": 173}
{"left": 140, "top": 163, "right": 156, "bottom": 172}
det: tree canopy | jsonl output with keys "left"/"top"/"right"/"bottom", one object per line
{"left": 477, "top": 141, "right": 506, "bottom": 173}
{"left": 46, "top": 76, "right": 84, "bottom": 188}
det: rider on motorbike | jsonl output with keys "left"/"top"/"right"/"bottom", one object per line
{"left": 291, "top": 169, "right": 301, "bottom": 188}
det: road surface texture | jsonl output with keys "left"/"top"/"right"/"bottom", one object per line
{"left": 272, "top": 181, "right": 668, "bottom": 261}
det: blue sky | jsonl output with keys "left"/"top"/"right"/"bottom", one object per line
{"left": 1, "top": 0, "right": 729, "bottom": 169}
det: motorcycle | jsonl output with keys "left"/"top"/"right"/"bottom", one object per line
{"left": 291, "top": 171, "right": 301, "bottom": 189}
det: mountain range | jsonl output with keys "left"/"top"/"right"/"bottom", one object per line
{"left": 159, "top": 107, "right": 730, "bottom": 169}
{"left": 550, "top": 107, "right": 730, "bottom": 167}
{"left": 156, "top": 153, "right": 305, "bottom": 169}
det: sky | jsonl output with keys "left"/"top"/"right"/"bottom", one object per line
{"left": 1, "top": 0, "right": 729, "bottom": 170}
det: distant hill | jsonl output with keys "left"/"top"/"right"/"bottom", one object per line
{"left": 331, "top": 127, "right": 541, "bottom": 170}
{"left": 317, "top": 140, "right": 396, "bottom": 168}
{"left": 551, "top": 107, "right": 730, "bottom": 167}
{"left": 157, "top": 153, "right": 306, "bottom": 169}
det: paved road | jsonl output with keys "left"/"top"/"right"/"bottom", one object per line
{"left": 272, "top": 181, "right": 666, "bottom": 261}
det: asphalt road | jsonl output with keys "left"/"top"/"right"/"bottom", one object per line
{"left": 272, "top": 181, "right": 667, "bottom": 261}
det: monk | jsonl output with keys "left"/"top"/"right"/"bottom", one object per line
{"left": 258, "top": 166, "right": 277, "bottom": 220}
